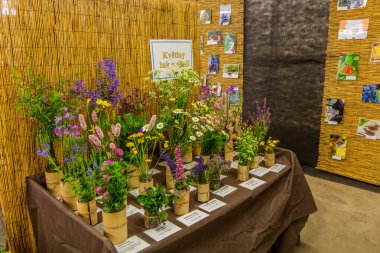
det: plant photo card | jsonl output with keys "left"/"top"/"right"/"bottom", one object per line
{"left": 362, "top": 84, "right": 380, "bottom": 104}
{"left": 224, "top": 33, "right": 236, "bottom": 54}
{"left": 200, "top": 9, "right": 212, "bottom": 24}
{"left": 228, "top": 87, "right": 239, "bottom": 105}
{"left": 223, "top": 64, "right": 239, "bottom": 78}
{"left": 325, "top": 98, "right": 345, "bottom": 125}
{"left": 357, "top": 118, "right": 380, "bottom": 140}
{"left": 337, "top": 0, "right": 367, "bottom": 11}
{"left": 337, "top": 54, "right": 359, "bottom": 80}
{"left": 338, "top": 19, "right": 369, "bottom": 40}
{"left": 219, "top": 5, "right": 231, "bottom": 25}
{"left": 207, "top": 31, "right": 222, "bottom": 45}
{"left": 208, "top": 55, "right": 219, "bottom": 75}
{"left": 330, "top": 135, "right": 347, "bottom": 161}
{"left": 200, "top": 36, "right": 204, "bottom": 55}
{"left": 211, "top": 83, "right": 222, "bottom": 96}
{"left": 370, "top": 42, "right": 380, "bottom": 62}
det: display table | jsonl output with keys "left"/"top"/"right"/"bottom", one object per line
{"left": 26, "top": 148, "right": 317, "bottom": 253}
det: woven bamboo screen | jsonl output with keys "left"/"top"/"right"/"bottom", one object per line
{"left": 0, "top": 0, "right": 199, "bottom": 251}
{"left": 317, "top": 0, "right": 380, "bottom": 185}
{"left": 195, "top": 0, "right": 244, "bottom": 91}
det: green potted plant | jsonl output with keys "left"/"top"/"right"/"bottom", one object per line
{"left": 207, "top": 155, "right": 231, "bottom": 190}
{"left": 137, "top": 185, "right": 177, "bottom": 229}
{"left": 190, "top": 156, "right": 210, "bottom": 202}
{"left": 236, "top": 128, "right": 258, "bottom": 181}
{"left": 201, "top": 131, "right": 227, "bottom": 163}
{"left": 261, "top": 137, "right": 280, "bottom": 167}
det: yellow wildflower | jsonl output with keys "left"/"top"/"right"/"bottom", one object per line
{"left": 132, "top": 148, "right": 138, "bottom": 155}
{"left": 96, "top": 99, "right": 112, "bottom": 108}
{"left": 138, "top": 139, "right": 145, "bottom": 144}
{"left": 126, "top": 142, "right": 134, "bottom": 148}
{"left": 86, "top": 98, "right": 91, "bottom": 106}
{"left": 164, "top": 141, "right": 169, "bottom": 149}
{"left": 145, "top": 159, "right": 152, "bottom": 163}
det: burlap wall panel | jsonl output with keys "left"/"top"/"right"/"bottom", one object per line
{"left": 0, "top": 0, "right": 199, "bottom": 251}
{"left": 318, "top": 0, "right": 380, "bottom": 185}
{"left": 244, "top": 0, "right": 329, "bottom": 166}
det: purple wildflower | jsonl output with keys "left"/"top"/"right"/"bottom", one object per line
{"left": 191, "top": 156, "right": 207, "bottom": 175}
{"left": 54, "top": 116, "right": 63, "bottom": 125}
{"left": 162, "top": 151, "right": 176, "bottom": 175}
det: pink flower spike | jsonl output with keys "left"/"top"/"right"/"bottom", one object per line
{"left": 148, "top": 115, "right": 157, "bottom": 130}
{"left": 78, "top": 114, "right": 87, "bottom": 130}
{"left": 109, "top": 143, "right": 116, "bottom": 150}
{"left": 91, "top": 111, "right": 98, "bottom": 123}
{"left": 94, "top": 126, "right": 104, "bottom": 140}
{"left": 88, "top": 135, "right": 101, "bottom": 151}
{"left": 111, "top": 123, "right": 121, "bottom": 137}
{"left": 103, "top": 160, "right": 114, "bottom": 165}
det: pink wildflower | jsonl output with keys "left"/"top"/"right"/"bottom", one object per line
{"left": 78, "top": 114, "right": 87, "bottom": 130}
{"left": 94, "top": 126, "right": 104, "bottom": 140}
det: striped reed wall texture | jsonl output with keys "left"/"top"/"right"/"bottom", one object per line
{"left": 195, "top": 0, "right": 244, "bottom": 91}
{"left": 0, "top": 0, "right": 199, "bottom": 251}
{"left": 317, "top": 0, "right": 380, "bottom": 185}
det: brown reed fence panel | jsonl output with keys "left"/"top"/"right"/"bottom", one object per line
{"left": 317, "top": 0, "right": 380, "bottom": 185}
{"left": 195, "top": 0, "right": 244, "bottom": 91}
{"left": 0, "top": 0, "right": 199, "bottom": 251}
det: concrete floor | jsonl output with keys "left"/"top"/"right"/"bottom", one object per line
{"left": 294, "top": 175, "right": 380, "bottom": 253}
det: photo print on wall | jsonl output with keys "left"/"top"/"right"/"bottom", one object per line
{"left": 207, "top": 31, "right": 222, "bottom": 45}
{"left": 223, "top": 64, "right": 239, "bottom": 78}
{"left": 362, "top": 84, "right": 380, "bottom": 104}
{"left": 208, "top": 55, "right": 219, "bottom": 75}
{"left": 357, "top": 118, "right": 380, "bottom": 140}
{"left": 224, "top": 33, "right": 236, "bottom": 54}
{"left": 228, "top": 87, "right": 239, "bottom": 105}
{"left": 219, "top": 5, "right": 231, "bottom": 25}
{"left": 338, "top": 19, "right": 369, "bottom": 40}
{"left": 211, "top": 84, "right": 222, "bottom": 96}
{"left": 337, "top": 54, "right": 359, "bottom": 80}
{"left": 330, "top": 135, "right": 347, "bottom": 161}
{"left": 370, "top": 42, "right": 380, "bottom": 62}
{"left": 200, "top": 9, "right": 212, "bottom": 24}
{"left": 337, "top": 0, "right": 367, "bottom": 11}
{"left": 325, "top": 98, "right": 345, "bottom": 125}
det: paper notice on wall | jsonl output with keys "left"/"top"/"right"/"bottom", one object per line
{"left": 239, "top": 178, "right": 266, "bottom": 191}
{"left": 249, "top": 167, "right": 270, "bottom": 177}
{"left": 115, "top": 236, "right": 150, "bottom": 253}
{"left": 144, "top": 221, "right": 181, "bottom": 241}
{"left": 198, "top": 198, "right": 226, "bottom": 213}
{"left": 177, "top": 209, "right": 209, "bottom": 226}
{"left": 212, "top": 185, "right": 237, "bottom": 197}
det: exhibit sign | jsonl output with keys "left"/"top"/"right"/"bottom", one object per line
{"left": 150, "top": 40, "right": 193, "bottom": 80}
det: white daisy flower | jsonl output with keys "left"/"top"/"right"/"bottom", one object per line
{"left": 156, "top": 122, "right": 164, "bottom": 129}
{"left": 196, "top": 131, "right": 203, "bottom": 138}
{"left": 192, "top": 125, "right": 199, "bottom": 130}
{"left": 190, "top": 136, "right": 196, "bottom": 141}
{"left": 142, "top": 124, "right": 150, "bottom": 132}
{"left": 173, "top": 109, "right": 183, "bottom": 114}
{"left": 192, "top": 117, "right": 199, "bottom": 123}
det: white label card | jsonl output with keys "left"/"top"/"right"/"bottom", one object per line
{"left": 230, "top": 160, "right": 238, "bottom": 169}
{"left": 126, "top": 205, "right": 144, "bottom": 217}
{"left": 239, "top": 178, "right": 266, "bottom": 190}
{"left": 97, "top": 207, "right": 102, "bottom": 213}
{"left": 148, "top": 168, "right": 161, "bottom": 175}
{"left": 233, "top": 151, "right": 239, "bottom": 157}
{"left": 115, "top": 236, "right": 150, "bottom": 253}
{"left": 198, "top": 199, "right": 226, "bottom": 213}
{"left": 250, "top": 166, "right": 270, "bottom": 177}
{"left": 328, "top": 121, "right": 338, "bottom": 125}
{"left": 184, "top": 161, "right": 198, "bottom": 170}
{"left": 129, "top": 188, "right": 140, "bottom": 198}
{"left": 144, "top": 221, "right": 181, "bottom": 242}
{"left": 270, "top": 164, "right": 287, "bottom": 173}
{"left": 220, "top": 174, "right": 228, "bottom": 180}
{"left": 94, "top": 223, "right": 104, "bottom": 234}
{"left": 332, "top": 155, "right": 342, "bottom": 161}
{"left": 366, "top": 135, "right": 377, "bottom": 140}
{"left": 177, "top": 209, "right": 209, "bottom": 226}
{"left": 158, "top": 161, "right": 166, "bottom": 167}
{"left": 257, "top": 156, "right": 265, "bottom": 164}
{"left": 212, "top": 185, "right": 237, "bottom": 197}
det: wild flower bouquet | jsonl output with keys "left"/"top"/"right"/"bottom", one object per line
{"left": 248, "top": 98, "right": 271, "bottom": 143}
{"left": 164, "top": 146, "right": 190, "bottom": 191}
{"left": 236, "top": 128, "right": 259, "bottom": 166}
{"left": 126, "top": 115, "right": 167, "bottom": 182}
{"left": 260, "top": 137, "right": 280, "bottom": 154}
{"left": 189, "top": 156, "right": 209, "bottom": 185}
{"left": 207, "top": 155, "right": 231, "bottom": 190}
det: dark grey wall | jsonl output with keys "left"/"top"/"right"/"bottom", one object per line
{"left": 243, "top": 0, "right": 330, "bottom": 166}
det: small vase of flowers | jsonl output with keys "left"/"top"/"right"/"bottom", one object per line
{"left": 236, "top": 128, "right": 258, "bottom": 181}
{"left": 190, "top": 157, "right": 210, "bottom": 202}
{"left": 207, "top": 155, "right": 231, "bottom": 190}
{"left": 137, "top": 185, "right": 177, "bottom": 229}
{"left": 261, "top": 137, "right": 280, "bottom": 167}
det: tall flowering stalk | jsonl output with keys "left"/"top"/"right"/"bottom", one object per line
{"left": 173, "top": 146, "right": 190, "bottom": 190}
{"left": 248, "top": 98, "right": 271, "bottom": 143}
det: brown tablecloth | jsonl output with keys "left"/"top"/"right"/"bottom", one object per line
{"left": 26, "top": 148, "right": 317, "bottom": 253}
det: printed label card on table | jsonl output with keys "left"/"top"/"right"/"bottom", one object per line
{"left": 148, "top": 168, "right": 161, "bottom": 175}
{"left": 115, "top": 236, "right": 150, "bottom": 253}
{"left": 177, "top": 209, "right": 209, "bottom": 227}
{"left": 94, "top": 223, "right": 104, "bottom": 234}
{"left": 250, "top": 166, "right": 270, "bottom": 177}
{"left": 129, "top": 188, "right": 140, "bottom": 198}
{"left": 239, "top": 178, "right": 266, "bottom": 191}
{"left": 126, "top": 205, "right": 144, "bottom": 217}
{"left": 198, "top": 199, "right": 226, "bottom": 213}
{"left": 144, "top": 221, "right": 181, "bottom": 242}
{"left": 212, "top": 185, "right": 237, "bottom": 197}
{"left": 158, "top": 161, "right": 166, "bottom": 167}
{"left": 270, "top": 164, "right": 287, "bottom": 173}
{"left": 220, "top": 174, "right": 228, "bottom": 180}
{"left": 184, "top": 161, "right": 198, "bottom": 170}
{"left": 230, "top": 160, "right": 238, "bottom": 169}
